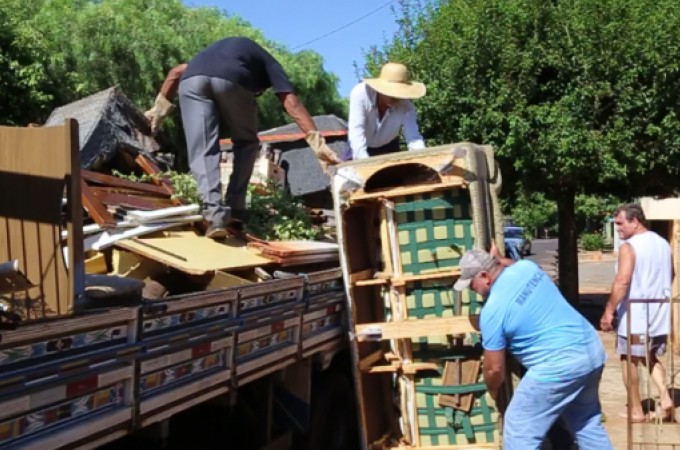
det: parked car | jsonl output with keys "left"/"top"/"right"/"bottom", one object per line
{"left": 504, "top": 226, "right": 531, "bottom": 257}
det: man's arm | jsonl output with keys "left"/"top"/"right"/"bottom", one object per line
{"left": 402, "top": 101, "right": 425, "bottom": 150}
{"left": 483, "top": 349, "right": 506, "bottom": 400}
{"left": 159, "top": 63, "right": 187, "bottom": 101}
{"left": 145, "top": 63, "right": 187, "bottom": 134}
{"left": 277, "top": 92, "right": 316, "bottom": 134}
{"left": 490, "top": 240, "right": 515, "bottom": 267}
{"left": 347, "top": 84, "right": 370, "bottom": 159}
{"left": 600, "top": 242, "right": 634, "bottom": 331}
{"left": 277, "top": 92, "right": 341, "bottom": 171}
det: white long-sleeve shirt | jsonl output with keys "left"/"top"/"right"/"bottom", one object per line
{"left": 348, "top": 82, "right": 425, "bottom": 160}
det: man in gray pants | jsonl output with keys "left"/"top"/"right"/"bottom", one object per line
{"left": 146, "top": 37, "right": 340, "bottom": 239}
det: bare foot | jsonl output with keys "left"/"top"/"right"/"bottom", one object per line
{"left": 619, "top": 411, "right": 647, "bottom": 423}
{"left": 649, "top": 405, "right": 674, "bottom": 422}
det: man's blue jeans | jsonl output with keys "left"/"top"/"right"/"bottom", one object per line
{"left": 503, "top": 366, "right": 612, "bottom": 449}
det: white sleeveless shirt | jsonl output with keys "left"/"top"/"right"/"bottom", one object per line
{"left": 616, "top": 230, "right": 672, "bottom": 337}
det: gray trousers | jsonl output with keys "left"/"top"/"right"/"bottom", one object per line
{"left": 178, "top": 76, "right": 259, "bottom": 226}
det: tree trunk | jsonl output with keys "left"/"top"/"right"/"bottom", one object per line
{"left": 557, "top": 188, "right": 579, "bottom": 307}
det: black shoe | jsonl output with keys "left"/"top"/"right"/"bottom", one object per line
{"left": 205, "top": 224, "right": 227, "bottom": 240}
{"left": 226, "top": 218, "right": 245, "bottom": 233}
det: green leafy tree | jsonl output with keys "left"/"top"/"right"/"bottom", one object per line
{"left": 575, "top": 194, "right": 624, "bottom": 234}
{"left": 369, "top": 0, "right": 680, "bottom": 304}
{"left": 3, "top": 0, "right": 347, "bottom": 166}
{"left": 510, "top": 191, "right": 557, "bottom": 239}
{"left": 0, "top": 7, "right": 54, "bottom": 124}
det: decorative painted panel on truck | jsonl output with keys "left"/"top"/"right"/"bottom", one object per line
{"left": 0, "top": 308, "right": 139, "bottom": 449}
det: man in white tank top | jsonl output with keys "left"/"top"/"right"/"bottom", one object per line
{"left": 600, "top": 203, "right": 673, "bottom": 422}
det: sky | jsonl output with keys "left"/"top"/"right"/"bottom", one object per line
{"left": 183, "top": 0, "right": 401, "bottom": 98}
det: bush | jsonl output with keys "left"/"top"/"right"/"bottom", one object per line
{"left": 580, "top": 232, "right": 605, "bottom": 251}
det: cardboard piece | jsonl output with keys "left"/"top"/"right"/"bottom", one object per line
{"left": 116, "top": 230, "right": 272, "bottom": 275}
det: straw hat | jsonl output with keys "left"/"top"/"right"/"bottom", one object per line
{"left": 364, "top": 62, "right": 426, "bottom": 99}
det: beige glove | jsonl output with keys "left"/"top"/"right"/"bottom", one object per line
{"left": 305, "top": 131, "right": 342, "bottom": 173}
{"left": 144, "top": 93, "right": 175, "bottom": 134}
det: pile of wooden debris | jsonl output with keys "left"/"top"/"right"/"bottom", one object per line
{"left": 51, "top": 87, "right": 340, "bottom": 298}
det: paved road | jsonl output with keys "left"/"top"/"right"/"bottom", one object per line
{"left": 526, "top": 238, "right": 557, "bottom": 266}
{"left": 526, "top": 238, "right": 616, "bottom": 293}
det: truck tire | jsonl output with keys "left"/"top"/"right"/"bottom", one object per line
{"left": 304, "top": 371, "right": 358, "bottom": 450}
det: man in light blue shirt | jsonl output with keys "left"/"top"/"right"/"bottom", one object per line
{"left": 345, "top": 62, "right": 426, "bottom": 160}
{"left": 454, "top": 248, "right": 612, "bottom": 449}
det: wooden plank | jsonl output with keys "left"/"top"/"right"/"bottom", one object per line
{"left": 247, "top": 240, "right": 339, "bottom": 257}
{"left": 354, "top": 270, "right": 462, "bottom": 287}
{"left": 354, "top": 278, "right": 388, "bottom": 287}
{"left": 88, "top": 186, "right": 171, "bottom": 198}
{"left": 93, "top": 191, "right": 176, "bottom": 210}
{"left": 388, "top": 445, "right": 499, "bottom": 450}
{"left": 0, "top": 308, "right": 137, "bottom": 346}
{"left": 349, "top": 268, "right": 374, "bottom": 283}
{"left": 359, "top": 350, "right": 385, "bottom": 371}
{"left": 439, "top": 358, "right": 481, "bottom": 413}
{"left": 81, "top": 178, "right": 118, "bottom": 227}
{"left": 116, "top": 230, "right": 272, "bottom": 275}
{"left": 81, "top": 169, "right": 171, "bottom": 196}
{"left": 276, "top": 253, "right": 339, "bottom": 267}
{"left": 0, "top": 120, "right": 84, "bottom": 319}
{"left": 348, "top": 179, "right": 465, "bottom": 202}
{"left": 354, "top": 316, "right": 480, "bottom": 342}
{"left": 365, "top": 362, "right": 439, "bottom": 374}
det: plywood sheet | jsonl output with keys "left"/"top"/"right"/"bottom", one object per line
{"left": 116, "top": 230, "right": 272, "bottom": 275}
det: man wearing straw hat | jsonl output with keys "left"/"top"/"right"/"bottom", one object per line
{"left": 454, "top": 247, "right": 612, "bottom": 449}
{"left": 600, "top": 203, "right": 674, "bottom": 422}
{"left": 344, "top": 62, "right": 426, "bottom": 160}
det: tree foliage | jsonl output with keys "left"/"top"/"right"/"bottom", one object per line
{"left": 369, "top": 0, "right": 680, "bottom": 303}
{"left": 0, "top": 7, "right": 54, "bottom": 124}
{"left": 509, "top": 191, "right": 557, "bottom": 238}
{"left": 372, "top": 0, "right": 680, "bottom": 197}
{"left": 1, "top": 0, "right": 347, "bottom": 143}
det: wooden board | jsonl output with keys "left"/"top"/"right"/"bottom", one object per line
{"left": 0, "top": 119, "right": 84, "bottom": 319}
{"left": 247, "top": 240, "right": 339, "bottom": 257}
{"left": 355, "top": 316, "right": 480, "bottom": 341}
{"left": 116, "top": 231, "right": 272, "bottom": 275}
{"left": 439, "top": 358, "right": 481, "bottom": 412}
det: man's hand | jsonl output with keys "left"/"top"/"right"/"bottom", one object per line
{"left": 305, "top": 131, "right": 341, "bottom": 173}
{"left": 600, "top": 310, "right": 615, "bottom": 332}
{"left": 144, "top": 93, "right": 175, "bottom": 134}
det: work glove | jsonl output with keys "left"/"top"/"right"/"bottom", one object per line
{"left": 144, "top": 93, "right": 175, "bottom": 135}
{"left": 305, "top": 131, "right": 342, "bottom": 174}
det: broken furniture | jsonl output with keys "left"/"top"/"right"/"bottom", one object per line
{"left": 0, "top": 119, "right": 155, "bottom": 321}
{"left": 332, "top": 143, "right": 507, "bottom": 449}
{"left": 0, "top": 119, "right": 84, "bottom": 319}
{"left": 44, "top": 86, "right": 160, "bottom": 171}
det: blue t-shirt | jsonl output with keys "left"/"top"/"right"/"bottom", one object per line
{"left": 480, "top": 260, "right": 606, "bottom": 382}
